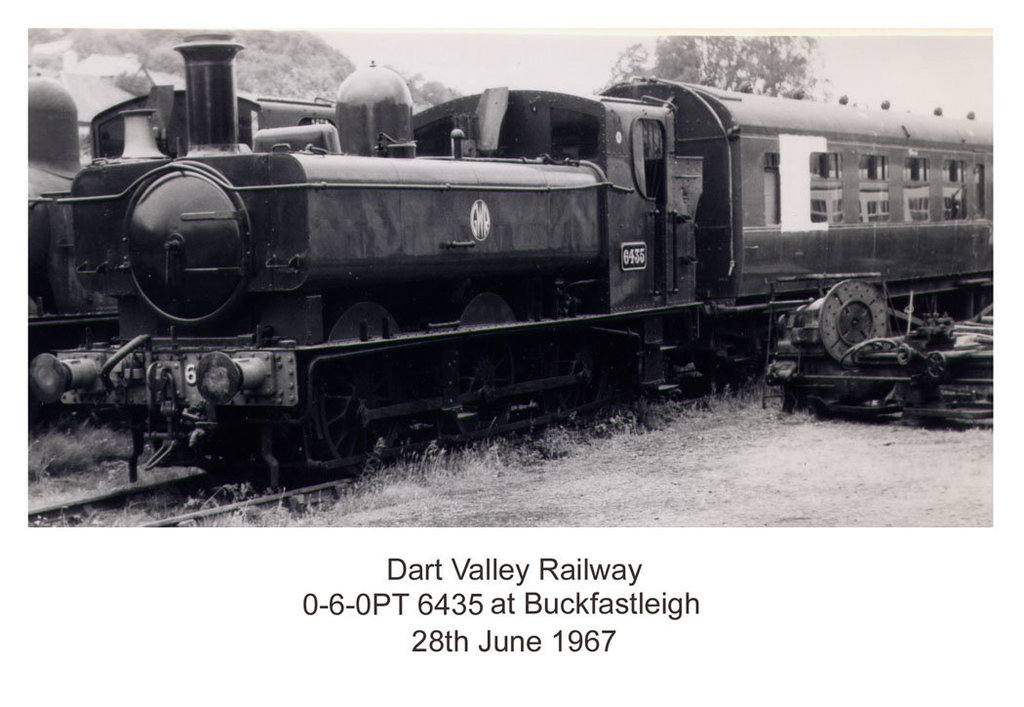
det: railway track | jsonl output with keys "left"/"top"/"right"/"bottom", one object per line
{"left": 29, "top": 373, "right": 990, "bottom": 527}
{"left": 28, "top": 471, "right": 208, "bottom": 525}
{"left": 143, "top": 479, "right": 355, "bottom": 527}
{"left": 28, "top": 470, "right": 355, "bottom": 527}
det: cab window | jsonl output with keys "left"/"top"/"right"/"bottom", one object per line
{"left": 631, "top": 118, "right": 665, "bottom": 200}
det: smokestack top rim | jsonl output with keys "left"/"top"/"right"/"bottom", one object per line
{"left": 174, "top": 34, "right": 245, "bottom": 53}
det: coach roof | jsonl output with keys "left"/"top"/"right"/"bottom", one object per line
{"left": 622, "top": 79, "right": 992, "bottom": 149}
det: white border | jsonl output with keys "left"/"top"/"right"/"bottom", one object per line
{"left": 8, "top": 6, "right": 1019, "bottom": 706}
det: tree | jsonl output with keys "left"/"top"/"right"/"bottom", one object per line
{"left": 606, "top": 36, "right": 820, "bottom": 98}
{"left": 232, "top": 30, "right": 355, "bottom": 99}
{"left": 113, "top": 72, "right": 154, "bottom": 97}
{"left": 607, "top": 43, "right": 651, "bottom": 86}
{"left": 397, "top": 71, "right": 462, "bottom": 110}
{"left": 31, "top": 29, "right": 461, "bottom": 106}
{"left": 39, "top": 29, "right": 357, "bottom": 99}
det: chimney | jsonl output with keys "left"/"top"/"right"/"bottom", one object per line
{"left": 174, "top": 34, "right": 244, "bottom": 154}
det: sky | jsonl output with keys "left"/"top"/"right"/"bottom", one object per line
{"left": 318, "top": 31, "right": 993, "bottom": 122}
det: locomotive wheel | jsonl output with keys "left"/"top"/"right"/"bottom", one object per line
{"left": 459, "top": 346, "right": 515, "bottom": 433}
{"left": 548, "top": 345, "right": 604, "bottom": 415}
{"left": 781, "top": 391, "right": 799, "bottom": 414}
{"left": 315, "top": 358, "right": 401, "bottom": 462}
{"left": 328, "top": 302, "right": 401, "bottom": 342}
{"left": 459, "top": 292, "right": 517, "bottom": 327}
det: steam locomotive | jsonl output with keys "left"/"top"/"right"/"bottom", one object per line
{"left": 29, "top": 78, "right": 117, "bottom": 358}
{"left": 29, "top": 35, "right": 992, "bottom": 485}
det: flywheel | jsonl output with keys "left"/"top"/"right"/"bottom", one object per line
{"left": 818, "top": 280, "right": 889, "bottom": 362}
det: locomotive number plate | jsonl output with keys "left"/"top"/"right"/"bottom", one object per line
{"left": 620, "top": 242, "right": 648, "bottom": 271}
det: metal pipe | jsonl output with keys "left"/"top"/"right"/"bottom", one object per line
{"left": 709, "top": 298, "right": 814, "bottom": 314}
{"left": 100, "top": 334, "right": 152, "bottom": 388}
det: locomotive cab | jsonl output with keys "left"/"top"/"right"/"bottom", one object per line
{"left": 415, "top": 90, "right": 699, "bottom": 312}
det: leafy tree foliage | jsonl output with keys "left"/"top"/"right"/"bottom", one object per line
{"left": 232, "top": 30, "right": 355, "bottom": 100}
{"left": 608, "top": 43, "right": 651, "bottom": 88}
{"left": 29, "top": 29, "right": 461, "bottom": 107}
{"left": 396, "top": 71, "right": 462, "bottom": 110}
{"left": 608, "top": 36, "right": 820, "bottom": 98}
{"left": 50, "top": 29, "right": 354, "bottom": 99}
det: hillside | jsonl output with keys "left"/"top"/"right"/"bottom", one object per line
{"left": 28, "top": 28, "right": 458, "bottom": 108}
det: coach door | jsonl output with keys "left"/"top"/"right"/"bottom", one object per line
{"left": 666, "top": 155, "right": 700, "bottom": 304}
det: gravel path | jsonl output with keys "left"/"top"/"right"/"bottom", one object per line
{"left": 329, "top": 404, "right": 992, "bottom": 527}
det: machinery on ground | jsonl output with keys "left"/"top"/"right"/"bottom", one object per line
{"left": 765, "top": 278, "right": 992, "bottom": 422}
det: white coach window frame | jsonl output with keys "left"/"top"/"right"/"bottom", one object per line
{"left": 779, "top": 133, "right": 828, "bottom": 232}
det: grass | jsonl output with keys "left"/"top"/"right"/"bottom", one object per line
{"left": 26, "top": 384, "right": 771, "bottom": 525}
{"left": 226, "top": 386, "right": 771, "bottom": 526}
{"left": 28, "top": 418, "right": 131, "bottom": 482}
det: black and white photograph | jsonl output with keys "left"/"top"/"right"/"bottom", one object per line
{"left": 10, "top": 7, "right": 1020, "bottom": 706}
{"left": 27, "top": 28, "right": 993, "bottom": 527}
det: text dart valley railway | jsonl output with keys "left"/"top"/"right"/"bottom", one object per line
{"left": 29, "top": 34, "right": 993, "bottom": 487}
{"left": 388, "top": 557, "right": 643, "bottom": 585}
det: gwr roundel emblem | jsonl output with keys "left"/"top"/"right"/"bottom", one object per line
{"left": 470, "top": 199, "right": 491, "bottom": 241}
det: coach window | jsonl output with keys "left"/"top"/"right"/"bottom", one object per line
{"left": 975, "top": 164, "right": 987, "bottom": 218}
{"left": 903, "top": 157, "right": 930, "bottom": 221}
{"left": 764, "top": 152, "right": 780, "bottom": 225}
{"left": 858, "top": 155, "right": 890, "bottom": 222}
{"left": 631, "top": 118, "right": 665, "bottom": 200}
{"left": 943, "top": 159, "right": 967, "bottom": 220}
{"left": 809, "top": 152, "right": 843, "bottom": 223}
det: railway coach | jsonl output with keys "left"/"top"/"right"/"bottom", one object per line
{"left": 601, "top": 78, "right": 993, "bottom": 315}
